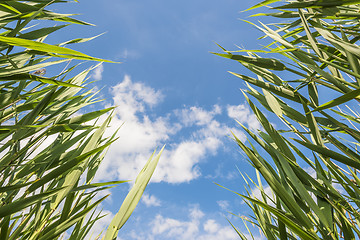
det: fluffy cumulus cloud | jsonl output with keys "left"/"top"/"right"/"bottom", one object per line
{"left": 110, "top": 75, "right": 163, "bottom": 120}
{"left": 123, "top": 205, "right": 248, "bottom": 240}
{"left": 227, "top": 104, "right": 261, "bottom": 132}
{"left": 175, "top": 105, "right": 222, "bottom": 127}
{"left": 94, "top": 74, "right": 257, "bottom": 184}
{"left": 150, "top": 207, "right": 204, "bottom": 239}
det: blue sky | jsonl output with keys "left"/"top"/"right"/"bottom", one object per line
{"left": 54, "top": 1, "right": 271, "bottom": 239}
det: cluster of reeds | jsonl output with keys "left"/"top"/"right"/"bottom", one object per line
{"left": 217, "top": 0, "right": 360, "bottom": 239}
{"left": 0, "top": 1, "right": 162, "bottom": 239}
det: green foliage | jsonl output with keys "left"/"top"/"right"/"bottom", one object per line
{"left": 0, "top": 1, "right": 162, "bottom": 239}
{"left": 217, "top": 1, "right": 360, "bottom": 239}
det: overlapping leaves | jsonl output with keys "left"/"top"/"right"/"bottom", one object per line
{"left": 217, "top": 1, "right": 360, "bottom": 239}
{"left": 0, "top": 1, "right": 161, "bottom": 239}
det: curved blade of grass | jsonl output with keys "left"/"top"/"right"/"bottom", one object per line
{"left": 0, "top": 73, "right": 83, "bottom": 87}
{"left": 231, "top": 72, "right": 304, "bottom": 103}
{"left": 276, "top": 0, "right": 360, "bottom": 9}
{"left": 217, "top": 183, "right": 320, "bottom": 240}
{"left": 312, "top": 88, "right": 360, "bottom": 112}
{"left": 0, "top": 35, "right": 114, "bottom": 63}
{"left": 104, "top": 146, "right": 164, "bottom": 239}
{"left": 245, "top": 0, "right": 281, "bottom": 11}
{"left": 0, "top": 59, "right": 68, "bottom": 77}
{"left": 213, "top": 52, "right": 286, "bottom": 70}
{"left": 26, "top": 138, "right": 117, "bottom": 193}
{"left": 292, "top": 139, "right": 360, "bottom": 169}
{"left": 71, "top": 180, "right": 129, "bottom": 192}
{"left": 38, "top": 194, "right": 108, "bottom": 240}
{"left": 19, "top": 24, "right": 68, "bottom": 40}
{"left": 0, "top": 181, "right": 35, "bottom": 193}
{"left": 0, "top": 188, "right": 64, "bottom": 218}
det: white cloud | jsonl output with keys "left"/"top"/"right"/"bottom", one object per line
{"left": 151, "top": 214, "right": 200, "bottom": 238}
{"left": 93, "top": 75, "right": 262, "bottom": 185}
{"left": 150, "top": 206, "right": 204, "bottom": 238}
{"left": 203, "top": 219, "right": 220, "bottom": 233}
{"left": 94, "top": 75, "right": 170, "bottom": 182}
{"left": 229, "top": 127, "right": 246, "bottom": 142}
{"left": 227, "top": 104, "right": 261, "bottom": 132}
{"left": 155, "top": 137, "right": 221, "bottom": 183}
{"left": 95, "top": 75, "right": 237, "bottom": 184}
{"left": 175, "top": 105, "right": 221, "bottom": 127}
{"left": 217, "top": 200, "right": 230, "bottom": 211}
{"left": 126, "top": 205, "right": 243, "bottom": 240}
{"left": 110, "top": 75, "right": 163, "bottom": 121}
{"left": 1, "top": 74, "right": 257, "bottom": 193}
{"left": 117, "top": 48, "right": 141, "bottom": 60}
{"left": 199, "top": 221, "right": 238, "bottom": 240}
{"left": 92, "top": 63, "right": 104, "bottom": 81}
{"left": 190, "top": 206, "right": 205, "bottom": 219}
{"left": 141, "top": 194, "right": 161, "bottom": 207}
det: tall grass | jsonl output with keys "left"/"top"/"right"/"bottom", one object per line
{"left": 0, "top": 1, "right": 162, "bottom": 239}
{"left": 217, "top": 0, "right": 360, "bottom": 239}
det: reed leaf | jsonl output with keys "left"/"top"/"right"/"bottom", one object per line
{"left": 0, "top": 1, "right": 161, "bottom": 239}
{"left": 218, "top": 0, "right": 360, "bottom": 238}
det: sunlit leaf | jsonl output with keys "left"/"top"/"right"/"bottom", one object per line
{"left": 104, "top": 147, "right": 164, "bottom": 239}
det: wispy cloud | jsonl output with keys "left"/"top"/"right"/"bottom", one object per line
{"left": 92, "top": 63, "right": 104, "bottom": 81}
{"left": 116, "top": 48, "right": 141, "bottom": 60}
{"left": 141, "top": 193, "right": 161, "bottom": 207}
{"left": 217, "top": 200, "right": 230, "bottom": 211}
